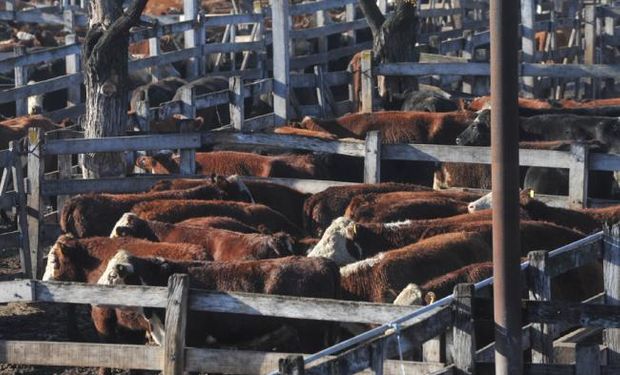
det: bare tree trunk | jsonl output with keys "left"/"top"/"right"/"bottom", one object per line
{"left": 358, "top": 0, "right": 419, "bottom": 100}
{"left": 81, "top": 0, "right": 148, "bottom": 178}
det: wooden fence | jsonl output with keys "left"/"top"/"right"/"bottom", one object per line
{"left": 1, "top": 223, "right": 619, "bottom": 374}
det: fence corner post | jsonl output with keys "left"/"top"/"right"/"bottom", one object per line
{"left": 528, "top": 250, "right": 556, "bottom": 364}
{"left": 603, "top": 222, "right": 620, "bottom": 365}
{"left": 13, "top": 46, "right": 28, "bottom": 116}
{"left": 360, "top": 50, "right": 374, "bottom": 113}
{"left": 163, "top": 274, "right": 189, "bottom": 375}
{"left": 279, "top": 355, "right": 304, "bottom": 375}
{"left": 568, "top": 143, "right": 589, "bottom": 209}
{"left": 453, "top": 283, "right": 476, "bottom": 375}
{"left": 230, "top": 76, "right": 245, "bottom": 132}
{"left": 26, "top": 127, "right": 44, "bottom": 279}
{"left": 271, "top": 0, "right": 290, "bottom": 126}
{"left": 364, "top": 130, "right": 381, "bottom": 184}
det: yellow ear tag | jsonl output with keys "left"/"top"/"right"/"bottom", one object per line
{"left": 529, "top": 190, "right": 535, "bottom": 198}
{"left": 424, "top": 292, "right": 436, "bottom": 305}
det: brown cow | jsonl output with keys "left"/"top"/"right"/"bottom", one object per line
{"left": 110, "top": 213, "right": 296, "bottom": 260}
{"left": 131, "top": 199, "right": 305, "bottom": 237}
{"left": 339, "top": 231, "right": 493, "bottom": 302}
{"left": 98, "top": 251, "right": 340, "bottom": 352}
{"left": 309, "top": 216, "right": 583, "bottom": 266}
{"left": 299, "top": 111, "right": 477, "bottom": 144}
{"left": 303, "top": 183, "right": 431, "bottom": 236}
{"left": 344, "top": 190, "right": 482, "bottom": 223}
{"left": 136, "top": 151, "right": 331, "bottom": 179}
{"left": 41, "top": 235, "right": 209, "bottom": 346}
{"left": 60, "top": 180, "right": 250, "bottom": 238}
{"left": 274, "top": 126, "right": 338, "bottom": 140}
{"left": 149, "top": 177, "right": 310, "bottom": 229}
{"left": 178, "top": 216, "right": 259, "bottom": 233}
{"left": 0, "top": 114, "right": 61, "bottom": 149}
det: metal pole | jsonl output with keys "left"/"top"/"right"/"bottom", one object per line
{"left": 490, "top": 0, "right": 522, "bottom": 374}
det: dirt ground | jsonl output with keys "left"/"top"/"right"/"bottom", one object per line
{"left": 0, "top": 247, "right": 132, "bottom": 375}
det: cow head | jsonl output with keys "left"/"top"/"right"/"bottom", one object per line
{"left": 467, "top": 191, "right": 493, "bottom": 213}
{"left": 269, "top": 232, "right": 296, "bottom": 256}
{"left": 110, "top": 213, "right": 158, "bottom": 241}
{"left": 136, "top": 151, "right": 176, "bottom": 173}
{"left": 97, "top": 250, "right": 135, "bottom": 286}
{"left": 456, "top": 109, "right": 491, "bottom": 146}
{"left": 218, "top": 175, "right": 255, "bottom": 203}
{"left": 393, "top": 283, "right": 423, "bottom": 305}
{"left": 42, "top": 235, "right": 85, "bottom": 282}
{"left": 307, "top": 217, "right": 363, "bottom": 266}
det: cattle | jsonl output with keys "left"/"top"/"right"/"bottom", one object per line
{"left": 469, "top": 191, "right": 620, "bottom": 234}
{"left": 273, "top": 126, "right": 339, "bottom": 140}
{"left": 60, "top": 180, "right": 251, "bottom": 238}
{"left": 468, "top": 96, "right": 620, "bottom": 117}
{"left": 136, "top": 151, "right": 331, "bottom": 180}
{"left": 299, "top": 111, "right": 477, "bottom": 144}
{"left": 149, "top": 177, "right": 310, "bottom": 228}
{"left": 344, "top": 190, "right": 482, "bottom": 223}
{"left": 110, "top": 213, "right": 296, "bottom": 261}
{"left": 303, "top": 183, "right": 431, "bottom": 236}
{"left": 131, "top": 199, "right": 305, "bottom": 237}
{"left": 394, "top": 262, "right": 494, "bottom": 305}
{"left": 177, "top": 216, "right": 260, "bottom": 233}
{"left": 129, "top": 77, "right": 186, "bottom": 111}
{"left": 0, "top": 114, "right": 61, "bottom": 149}
{"left": 394, "top": 89, "right": 461, "bottom": 112}
{"left": 98, "top": 251, "right": 340, "bottom": 352}
{"left": 41, "top": 235, "right": 209, "bottom": 345}
{"left": 172, "top": 76, "right": 230, "bottom": 129}
{"left": 308, "top": 216, "right": 583, "bottom": 266}
{"left": 339, "top": 231, "right": 493, "bottom": 303}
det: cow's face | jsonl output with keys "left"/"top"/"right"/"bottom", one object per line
{"left": 111, "top": 213, "right": 141, "bottom": 238}
{"left": 307, "top": 217, "right": 363, "bottom": 266}
{"left": 97, "top": 250, "right": 135, "bottom": 286}
{"left": 468, "top": 191, "right": 493, "bottom": 213}
{"left": 456, "top": 110, "right": 490, "bottom": 146}
{"left": 42, "top": 241, "right": 81, "bottom": 282}
{"left": 136, "top": 156, "right": 156, "bottom": 172}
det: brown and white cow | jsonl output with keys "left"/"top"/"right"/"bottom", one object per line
{"left": 131, "top": 199, "right": 305, "bottom": 237}
{"left": 111, "top": 213, "right": 296, "bottom": 261}
{"left": 60, "top": 180, "right": 251, "bottom": 238}
{"left": 98, "top": 251, "right": 340, "bottom": 352}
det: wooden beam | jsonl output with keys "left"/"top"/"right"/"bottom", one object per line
{"left": 271, "top": 0, "right": 290, "bottom": 125}
{"left": 363, "top": 131, "right": 381, "bottom": 184}
{"left": 603, "top": 223, "right": 620, "bottom": 364}
{"left": 163, "top": 274, "right": 189, "bottom": 375}
{"left": 528, "top": 251, "right": 557, "bottom": 364}
{"left": 452, "top": 284, "right": 475, "bottom": 375}
{"left": 26, "top": 128, "right": 43, "bottom": 278}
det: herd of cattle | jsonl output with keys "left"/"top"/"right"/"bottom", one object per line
{"left": 36, "top": 171, "right": 619, "bottom": 360}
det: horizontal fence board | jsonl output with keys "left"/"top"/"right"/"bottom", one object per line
{"left": 383, "top": 144, "right": 572, "bottom": 168}
{"left": 185, "top": 348, "right": 445, "bottom": 374}
{"left": 0, "top": 341, "right": 162, "bottom": 370}
{"left": 46, "top": 103, "right": 86, "bottom": 122}
{"left": 34, "top": 281, "right": 168, "bottom": 308}
{"left": 288, "top": 0, "right": 357, "bottom": 16}
{"left": 0, "top": 280, "right": 33, "bottom": 303}
{"left": 590, "top": 153, "right": 620, "bottom": 172}
{"left": 291, "top": 18, "right": 368, "bottom": 39}
{"left": 0, "top": 44, "right": 81, "bottom": 72}
{"left": 43, "top": 134, "right": 201, "bottom": 154}
{"left": 129, "top": 20, "right": 194, "bottom": 43}
{"left": 242, "top": 113, "right": 275, "bottom": 132}
{"left": 290, "top": 41, "right": 373, "bottom": 70}
{"left": 526, "top": 301, "right": 620, "bottom": 328}
{"left": 522, "top": 64, "right": 620, "bottom": 79}
{"left": 203, "top": 41, "right": 264, "bottom": 54}
{"left": 189, "top": 290, "right": 420, "bottom": 324}
{"left": 202, "top": 132, "right": 366, "bottom": 157}
{"left": 41, "top": 176, "right": 175, "bottom": 195}
{"left": 129, "top": 47, "right": 200, "bottom": 72}
{"left": 0, "top": 73, "right": 83, "bottom": 104}
{"left": 202, "top": 13, "right": 263, "bottom": 26}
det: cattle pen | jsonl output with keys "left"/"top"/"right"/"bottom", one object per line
{"left": 1, "top": 0, "right": 620, "bottom": 374}
{"left": 0, "top": 224, "right": 619, "bottom": 374}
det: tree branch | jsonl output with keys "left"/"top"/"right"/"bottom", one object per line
{"left": 357, "top": 0, "right": 385, "bottom": 37}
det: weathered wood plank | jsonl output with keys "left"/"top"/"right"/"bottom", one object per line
{"left": 0, "top": 73, "right": 83, "bottom": 104}
{"left": 43, "top": 134, "right": 201, "bottom": 155}
{"left": 184, "top": 348, "right": 445, "bottom": 375}
{"left": 568, "top": 143, "right": 588, "bottom": 209}
{"left": 189, "top": 289, "right": 420, "bottom": 324}
{"left": 0, "top": 341, "right": 162, "bottom": 370}
{"left": 364, "top": 131, "right": 381, "bottom": 184}
{"left": 0, "top": 279, "right": 34, "bottom": 303}
{"left": 163, "top": 274, "right": 189, "bottom": 375}
{"left": 290, "top": 18, "right": 368, "bottom": 40}
{"left": 452, "top": 284, "right": 475, "bottom": 374}
{"left": 26, "top": 128, "right": 43, "bottom": 278}
{"left": 0, "top": 44, "right": 81, "bottom": 72}
{"left": 528, "top": 251, "right": 557, "bottom": 364}
{"left": 525, "top": 300, "right": 620, "bottom": 328}
{"left": 603, "top": 223, "right": 620, "bottom": 364}
{"left": 271, "top": 0, "right": 290, "bottom": 125}
{"left": 545, "top": 238, "right": 602, "bottom": 278}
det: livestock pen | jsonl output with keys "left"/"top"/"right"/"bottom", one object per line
{"left": 0, "top": 223, "right": 619, "bottom": 374}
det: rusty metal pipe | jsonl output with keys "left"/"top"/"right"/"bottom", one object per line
{"left": 490, "top": 0, "right": 523, "bottom": 374}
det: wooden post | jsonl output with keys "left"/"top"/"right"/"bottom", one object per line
{"left": 10, "top": 141, "right": 31, "bottom": 278}
{"left": 178, "top": 86, "right": 197, "bottom": 120}
{"left": 316, "top": 8, "right": 328, "bottom": 69}
{"left": 584, "top": 5, "right": 597, "bottom": 98}
{"left": 453, "top": 284, "right": 475, "bottom": 375}
{"left": 360, "top": 50, "right": 373, "bottom": 113}
{"left": 520, "top": 0, "right": 536, "bottom": 97}
{"left": 528, "top": 250, "right": 556, "bottom": 364}
{"left": 184, "top": 0, "right": 202, "bottom": 79}
{"left": 568, "top": 143, "right": 588, "bottom": 209}
{"left": 178, "top": 122, "right": 196, "bottom": 176}
{"left": 370, "top": 340, "right": 385, "bottom": 375}
{"left": 163, "top": 274, "right": 189, "bottom": 375}
{"left": 279, "top": 355, "right": 304, "bottom": 375}
{"left": 423, "top": 336, "right": 445, "bottom": 363}
{"left": 63, "top": 9, "right": 75, "bottom": 33}
{"left": 65, "top": 34, "right": 81, "bottom": 107}
{"left": 230, "top": 22, "right": 237, "bottom": 72}
{"left": 14, "top": 46, "right": 28, "bottom": 116}
{"left": 603, "top": 223, "right": 620, "bottom": 365}
{"left": 364, "top": 131, "right": 381, "bottom": 184}
{"left": 575, "top": 343, "right": 601, "bottom": 375}
{"left": 345, "top": 3, "right": 357, "bottom": 45}
{"left": 149, "top": 37, "right": 161, "bottom": 82}
{"left": 272, "top": 0, "right": 290, "bottom": 125}
{"left": 56, "top": 132, "right": 72, "bottom": 216}
{"left": 314, "top": 66, "right": 333, "bottom": 118}
{"left": 135, "top": 97, "right": 151, "bottom": 133}
{"left": 603, "top": 13, "right": 615, "bottom": 95}
{"left": 26, "top": 128, "right": 44, "bottom": 279}
{"left": 229, "top": 76, "right": 245, "bottom": 132}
